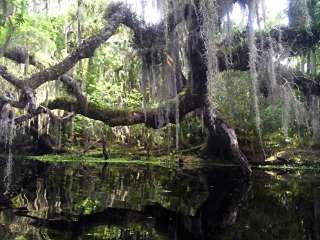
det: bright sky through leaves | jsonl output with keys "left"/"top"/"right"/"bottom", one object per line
{"left": 231, "top": 0, "right": 289, "bottom": 27}
{"left": 124, "top": 0, "right": 289, "bottom": 27}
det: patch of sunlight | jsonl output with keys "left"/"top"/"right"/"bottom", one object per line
{"left": 113, "top": 0, "right": 162, "bottom": 24}
{"left": 253, "top": 165, "right": 320, "bottom": 171}
{"left": 230, "top": 0, "right": 288, "bottom": 28}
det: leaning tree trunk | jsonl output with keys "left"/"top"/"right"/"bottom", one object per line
{"left": 184, "top": 2, "right": 251, "bottom": 177}
{"left": 203, "top": 105, "right": 252, "bottom": 176}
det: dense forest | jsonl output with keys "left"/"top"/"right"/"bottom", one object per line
{"left": 0, "top": 0, "right": 320, "bottom": 171}
{"left": 0, "top": 0, "right": 320, "bottom": 239}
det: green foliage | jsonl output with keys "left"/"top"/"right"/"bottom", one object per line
{"left": 80, "top": 198, "right": 102, "bottom": 215}
{"left": 0, "top": 0, "right": 28, "bottom": 46}
{"left": 12, "top": 14, "right": 66, "bottom": 55}
{"left": 0, "top": 25, "right": 9, "bottom": 45}
{"left": 213, "top": 70, "right": 314, "bottom": 152}
{"left": 179, "top": 116, "right": 205, "bottom": 148}
{"left": 83, "top": 28, "right": 143, "bottom": 109}
{"left": 0, "top": 0, "right": 28, "bottom": 25}
{"left": 214, "top": 71, "right": 257, "bottom": 137}
{"left": 260, "top": 103, "right": 282, "bottom": 133}
{"left": 309, "top": 0, "right": 320, "bottom": 28}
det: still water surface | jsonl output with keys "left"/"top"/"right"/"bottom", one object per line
{"left": 0, "top": 157, "right": 319, "bottom": 239}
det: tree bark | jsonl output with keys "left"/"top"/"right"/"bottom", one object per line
{"left": 2, "top": 47, "right": 40, "bottom": 67}
{"left": 46, "top": 86, "right": 201, "bottom": 129}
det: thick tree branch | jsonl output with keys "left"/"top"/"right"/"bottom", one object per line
{"left": 217, "top": 27, "right": 320, "bottom": 96}
{"left": 46, "top": 87, "right": 201, "bottom": 128}
{"left": 59, "top": 75, "right": 87, "bottom": 107}
{"left": 277, "top": 67, "right": 320, "bottom": 96}
{"left": 14, "top": 106, "right": 47, "bottom": 125}
{"left": 218, "top": 48, "right": 320, "bottom": 96}
{"left": 118, "top": 3, "right": 187, "bottom": 49}
{"left": 1, "top": 47, "right": 41, "bottom": 67}
{"left": 25, "top": 3, "right": 130, "bottom": 90}
{"left": 0, "top": 64, "right": 24, "bottom": 89}
{"left": 0, "top": 4, "right": 135, "bottom": 113}
{"left": 219, "top": 26, "right": 320, "bottom": 71}
{"left": 269, "top": 26, "right": 320, "bottom": 53}
{"left": 0, "top": 95, "right": 25, "bottom": 109}
{"left": 26, "top": 28, "right": 118, "bottom": 89}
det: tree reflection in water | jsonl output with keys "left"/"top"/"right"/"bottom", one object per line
{"left": 0, "top": 157, "right": 318, "bottom": 239}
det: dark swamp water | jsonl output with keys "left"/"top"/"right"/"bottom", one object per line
{"left": 0, "top": 156, "right": 319, "bottom": 240}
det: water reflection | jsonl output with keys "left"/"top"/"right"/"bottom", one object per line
{"left": 0, "top": 157, "right": 318, "bottom": 239}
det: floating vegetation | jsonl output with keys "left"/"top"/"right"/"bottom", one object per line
{"left": 28, "top": 153, "right": 177, "bottom": 166}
